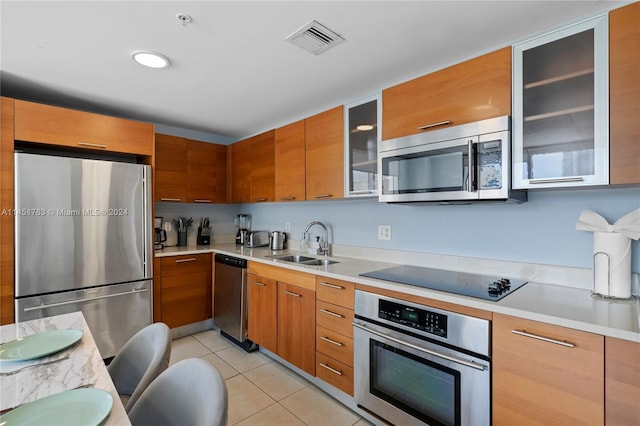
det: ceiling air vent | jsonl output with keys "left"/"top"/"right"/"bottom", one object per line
{"left": 286, "top": 20, "right": 345, "bottom": 55}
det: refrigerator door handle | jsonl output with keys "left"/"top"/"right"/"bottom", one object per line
{"left": 22, "top": 288, "right": 150, "bottom": 312}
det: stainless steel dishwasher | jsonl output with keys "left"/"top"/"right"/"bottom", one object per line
{"left": 213, "top": 253, "right": 257, "bottom": 351}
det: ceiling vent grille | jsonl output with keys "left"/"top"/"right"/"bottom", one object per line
{"left": 286, "top": 20, "right": 345, "bottom": 55}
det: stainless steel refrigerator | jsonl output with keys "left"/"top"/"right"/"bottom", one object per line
{"left": 14, "top": 152, "right": 152, "bottom": 358}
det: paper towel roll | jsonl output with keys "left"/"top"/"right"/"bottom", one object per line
{"left": 593, "top": 232, "right": 632, "bottom": 298}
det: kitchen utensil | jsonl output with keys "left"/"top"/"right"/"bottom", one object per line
{"left": 0, "top": 354, "right": 71, "bottom": 376}
{"left": 173, "top": 217, "right": 192, "bottom": 247}
{"left": 270, "top": 231, "right": 287, "bottom": 250}
{"left": 197, "top": 217, "right": 212, "bottom": 245}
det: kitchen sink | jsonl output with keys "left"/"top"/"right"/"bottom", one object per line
{"left": 267, "top": 254, "right": 339, "bottom": 266}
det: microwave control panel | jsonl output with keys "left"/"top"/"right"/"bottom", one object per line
{"left": 378, "top": 299, "right": 447, "bottom": 338}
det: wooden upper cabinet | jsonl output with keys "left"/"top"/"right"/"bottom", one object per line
{"left": 155, "top": 134, "right": 227, "bottom": 203}
{"left": 187, "top": 140, "right": 227, "bottom": 203}
{"left": 229, "top": 138, "right": 252, "bottom": 203}
{"left": 275, "top": 120, "right": 306, "bottom": 202}
{"left": 14, "top": 99, "right": 153, "bottom": 155}
{"left": 155, "top": 134, "right": 187, "bottom": 202}
{"left": 493, "top": 313, "right": 604, "bottom": 425}
{"left": 610, "top": 2, "right": 640, "bottom": 185}
{"left": 382, "top": 47, "right": 511, "bottom": 140}
{"left": 229, "top": 130, "right": 275, "bottom": 203}
{"left": 249, "top": 130, "right": 275, "bottom": 203}
{"left": 305, "top": 106, "right": 344, "bottom": 200}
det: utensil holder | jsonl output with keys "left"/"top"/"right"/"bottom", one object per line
{"left": 177, "top": 230, "right": 188, "bottom": 247}
{"left": 593, "top": 232, "right": 631, "bottom": 298}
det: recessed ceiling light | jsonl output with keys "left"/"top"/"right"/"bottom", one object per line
{"left": 131, "top": 51, "right": 170, "bottom": 69}
{"left": 356, "top": 124, "right": 374, "bottom": 131}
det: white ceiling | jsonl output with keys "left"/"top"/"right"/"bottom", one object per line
{"left": 0, "top": 1, "right": 624, "bottom": 141}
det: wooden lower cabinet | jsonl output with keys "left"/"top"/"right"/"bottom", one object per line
{"left": 493, "top": 313, "right": 604, "bottom": 425}
{"left": 315, "top": 276, "right": 355, "bottom": 395}
{"left": 605, "top": 337, "right": 640, "bottom": 426}
{"left": 277, "top": 281, "right": 316, "bottom": 375}
{"left": 157, "top": 254, "right": 212, "bottom": 329}
{"left": 316, "top": 351, "right": 354, "bottom": 396}
{"left": 246, "top": 273, "right": 277, "bottom": 353}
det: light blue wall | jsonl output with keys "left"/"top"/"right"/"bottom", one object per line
{"left": 240, "top": 187, "right": 640, "bottom": 272}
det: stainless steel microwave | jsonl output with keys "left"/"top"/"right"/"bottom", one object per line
{"left": 378, "top": 116, "right": 526, "bottom": 204}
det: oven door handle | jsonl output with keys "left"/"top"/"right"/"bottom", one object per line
{"left": 353, "top": 321, "right": 487, "bottom": 371}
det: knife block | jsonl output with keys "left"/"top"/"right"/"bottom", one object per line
{"left": 197, "top": 226, "right": 211, "bottom": 245}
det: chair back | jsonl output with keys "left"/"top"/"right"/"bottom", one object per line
{"left": 107, "top": 322, "right": 171, "bottom": 412}
{"left": 128, "top": 358, "right": 229, "bottom": 426}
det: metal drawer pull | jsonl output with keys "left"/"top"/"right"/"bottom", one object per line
{"left": 175, "top": 258, "right": 197, "bottom": 263}
{"left": 319, "top": 309, "right": 344, "bottom": 318}
{"left": 77, "top": 142, "right": 107, "bottom": 149}
{"left": 319, "top": 282, "right": 344, "bottom": 290}
{"left": 319, "top": 362, "right": 343, "bottom": 376}
{"left": 349, "top": 190, "right": 374, "bottom": 195}
{"left": 283, "top": 290, "right": 301, "bottom": 297}
{"left": 353, "top": 322, "right": 487, "bottom": 371}
{"left": 511, "top": 329, "right": 575, "bottom": 348}
{"left": 254, "top": 198, "right": 268, "bottom": 202}
{"left": 160, "top": 198, "right": 181, "bottom": 202}
{"left": 251, "top": 281, "right": 266, "bottom": 287}
{"left": 193, "top": 199, "right": 212, "bottom": 203}
{"left": 529, "top": 177, "right": 584, "bottom": 184}
{"left": 417, "top": 120, "right": 451, "bottom": 130}
{"left": 320, "top": 336, "right": 344, "bottom": 347}
{"left": 23, "top": 288, "right": 149, "bottom": 312}
{"left": 280, "top": 196, "right": 295, "bottom": 201}
{"left": 312, "top": 194, "right": 332, "bottom": 199}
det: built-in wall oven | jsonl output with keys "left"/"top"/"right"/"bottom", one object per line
{"left": 353, "top": 290, "right": 491, "bottom": 426}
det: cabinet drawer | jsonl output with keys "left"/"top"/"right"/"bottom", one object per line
{"left": 316, "top": 326, "right": 353, "bottom": 367}
{"left": 316, "top": 300, "right": 353, "bottom": 339}
{"left": 316, "top": 276, "right": 354, "bottom": 308}
{"left": 15, "top": 100, "right": 153, "bottom": 155}
{"left": 160, "top": 254, "right": 211, "bottom": 275}
{"left": 316, "top": 352, "right": 353, "bottom": 396}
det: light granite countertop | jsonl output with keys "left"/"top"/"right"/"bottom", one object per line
{"left": 157, "top": 244, "right": 640, "bottom": 343}
{"left": 0, "top": 312, "right": 130, "bottom": 425}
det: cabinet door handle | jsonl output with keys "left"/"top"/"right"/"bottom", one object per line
{"left": 312, "top": 194, "right": 332, "bottom": 199}
{"left": 349, "top": 190, "right": 374, "bottom": 195}
{"left": 280, "top": 196, "right": 295, "bottom": 201}
{"left": 283, "top": 290, "right": 301, "bottom": 298}
{"left": 417, "top": 120, "right": 451, "bottom": 131}
{"left": 193, "top": 199, "right": 212, "bottom": 203}
{"left": 254, "top": 198, "right": 268, "bottom": 202}
{"left": 511, "top": 329, "right": 575, "bottom": 348}
{"left": 250, "top": 281, "right": 265, "bottom": 287}
{"left": 319, "top": 282, "right": 344, "bottom": 290}
{"left": 77, "top": 142, "right": 108, "bottom": 149}
{"left": 160, "top": 198, "right": 182, "bottom": 202}
{"left": 529, "top": 177, "right": 584, "bottom": 185}
{"left": 319, "top": 309, "right": 344, "bottom": 318}
{"left": 319, "top": 362, "right": 343, "bottom": 376}
{"left": 175, "top": 258, "right": 197, "bottom": 263}
{"left": 320, "top": 336, "right": 344, "bottom": 347}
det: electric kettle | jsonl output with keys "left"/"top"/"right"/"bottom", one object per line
{"left": 270, "top": 231, "right": 287, "bottom": 250}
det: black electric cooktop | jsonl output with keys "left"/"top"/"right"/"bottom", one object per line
{"left": 359, "top": 265, "right": 527, "bottom": 301}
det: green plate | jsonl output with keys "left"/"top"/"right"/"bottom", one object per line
{"left": 0, "top": 388, "right": 113, "bottom": 426}
{"left": 0, "top": 330, "right": 83, "bottom": 362}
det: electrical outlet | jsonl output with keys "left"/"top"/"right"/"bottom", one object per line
{"left": 285, "top": 222, "right": 291, "bottom": 233}
{"left": 164, "top": 222, "right": 172, "bottom": 232}
{"left": 378, "top": 225, "right": 391, "bottom": 240}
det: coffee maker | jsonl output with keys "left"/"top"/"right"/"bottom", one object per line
{"left": 235, "top": 214, "right": 251, "bottom": 245}
{"left": 154, "top": 217, "right": 167, "bottom": 250}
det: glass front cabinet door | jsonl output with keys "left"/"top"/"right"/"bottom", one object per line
{"left": 344, "top": 93, "right": 381, "bottom": 197}
{"left": 512, "top": 15, "right": 609, "bottom": 189}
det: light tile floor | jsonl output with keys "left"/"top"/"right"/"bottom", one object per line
{"left": 171, "top": 330, "right": 373, "bottom": 426}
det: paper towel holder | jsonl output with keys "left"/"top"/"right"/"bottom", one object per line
{"left": 592, "top": 251, "right": 611, "bottom": 297}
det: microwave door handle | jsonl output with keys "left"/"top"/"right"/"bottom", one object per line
{"left": 467, "top": 139, "right": 476, "bottom": 193}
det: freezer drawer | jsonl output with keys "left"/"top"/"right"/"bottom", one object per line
{"left": 15, "top": 280, "right": 152, "bottom": 358}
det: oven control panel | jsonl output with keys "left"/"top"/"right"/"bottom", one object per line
{"left": 378, "top": 299, "right": 447, "bottom": 338}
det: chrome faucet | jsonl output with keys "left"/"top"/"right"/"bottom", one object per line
{"left": 304, "top": 220, "right": 330, "bottom": 256}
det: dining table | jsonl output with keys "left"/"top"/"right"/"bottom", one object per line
{"left": 0, "top": 311, "right": 130, "bottom": 425}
